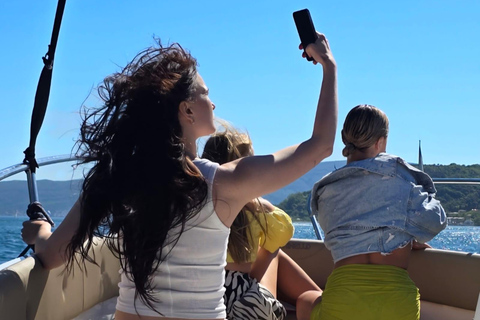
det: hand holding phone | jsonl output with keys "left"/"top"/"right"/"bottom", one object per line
{"left": 293, "top": 9, "right": 317, "bottom": 61}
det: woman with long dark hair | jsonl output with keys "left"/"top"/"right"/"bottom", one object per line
{"left": 22, "top": 32, "right": 337, "bottom": 320}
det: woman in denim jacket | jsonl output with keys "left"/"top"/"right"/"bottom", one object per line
{"left": 310, "top": 105, "right": 447, "bottom": 320}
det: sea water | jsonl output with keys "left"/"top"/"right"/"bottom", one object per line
{"left": 0, "top": 216, "right": 66, "bottom": 265}
{"left": 1, "top": 216, "right": 479, "bottom": 265}
{"left": 292, "top": 221, "right": 480, "bottom": 253}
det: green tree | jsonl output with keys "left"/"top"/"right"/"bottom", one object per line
{"left": 277, "top": 191, "right": 310, "bottom": 221}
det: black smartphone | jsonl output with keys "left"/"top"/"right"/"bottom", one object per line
{"left": 293, "top": 9, "right": 317, "bottom": 61}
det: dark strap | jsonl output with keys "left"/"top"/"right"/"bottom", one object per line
{"left": 27, "top": 201, "right": 55, "bottom": 227}
{"left": 18, "top": 201, "right": 56, "bottom": 258}
{"left": 18, "top": 1, "right": 66, "bottom": 258}
{"left": 18, "top": 201, "right": 57, "bottom": 258}
{"left": 23, "top": 0, "right": 67, "bottom": 173}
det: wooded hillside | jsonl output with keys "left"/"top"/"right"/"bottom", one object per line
{"left": 1, "top": 163, "right": 479, "bottom": 225}
{"left": 277, "top": 163, "right": 480, "bottom": 225}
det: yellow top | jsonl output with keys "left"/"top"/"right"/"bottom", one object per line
{"left": 226, "top": 206, "right": 294, "bottom": 263}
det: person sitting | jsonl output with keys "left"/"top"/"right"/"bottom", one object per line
{"left": 22, "top": 32, "right": 337, "bottom": 320}
{"left": 310, "top": 104, "right": 447, "bottom": 320}
{"left": 202, "top": 126, "right": 323, "bottom": 320}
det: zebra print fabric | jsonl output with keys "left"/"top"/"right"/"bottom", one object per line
{"left": 224, "top": 270, "right": 287, "bottom": 320}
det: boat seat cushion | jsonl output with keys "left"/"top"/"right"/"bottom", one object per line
{"left": 0, "top": 237, "right": 120, "bottom": 320}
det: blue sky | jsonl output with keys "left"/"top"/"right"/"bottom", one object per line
{"left": 1, "top": 1, "right": 479, "bottom": 181}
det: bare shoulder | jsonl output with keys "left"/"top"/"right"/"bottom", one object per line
{"left": 211, "top": 162, "right": 246, "bottom": 227}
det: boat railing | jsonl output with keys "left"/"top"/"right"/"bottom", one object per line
{"left": 433, "top": 178, "right": 480, "bottom": 185}
{"left": 0, "top": 154, "right": 82, "bottom": 182}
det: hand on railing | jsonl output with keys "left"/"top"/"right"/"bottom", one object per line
{"left": 19, "top": 201, "right": 55, "bottom": 257}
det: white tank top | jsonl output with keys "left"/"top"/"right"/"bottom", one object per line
{"left": 116, "top": 159, "right": 229, "bottom": 318}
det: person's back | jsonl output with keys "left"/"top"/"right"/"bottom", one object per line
{"left": 310, "top": 105, "right": 447, "bottom": 320}
{"left": 117, "top": 159, "right": 230, "bottom": 318}
{"left": 313, "top": 153, "right": 445, "bottom": 269}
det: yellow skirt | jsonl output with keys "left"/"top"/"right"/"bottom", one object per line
{"left": 311, "top": 264, "right": 420, "bottom": 320}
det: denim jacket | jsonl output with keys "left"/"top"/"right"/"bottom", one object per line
{"left": 310, "top": 153, "right": 447, "bottom": 263}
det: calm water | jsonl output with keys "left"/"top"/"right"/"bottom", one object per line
{"left": 292, "top": 221, "right": 480, "bottom": 253}
{"left": 1, "top": 216, "right": 479, "bottom": 265}
{"left": 0, "top": 216, "right": 66, "bottom": 265}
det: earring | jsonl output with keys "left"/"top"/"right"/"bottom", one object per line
{"left": 190, "top": 117, "right": 195, "bottom": 125}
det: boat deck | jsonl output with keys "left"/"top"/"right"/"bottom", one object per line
{"left": 1, "top": 238, "right": 478, "bottom": 320}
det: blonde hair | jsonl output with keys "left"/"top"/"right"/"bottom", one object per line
{"left": 202, "top": 125, "right": 266, "bottom": 263}
{"left": 202, "top": 127, "right": 253, "bottom": 164}
{"left": 341, "top": 104, "right": 389, "bottom": 157}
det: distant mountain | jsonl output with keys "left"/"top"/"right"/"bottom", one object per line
{"left": 263, "top": 160, "right": 346, "bottom": 204}
{"left": 1, "top": 161, "right": 479, "bottom": 217}
{"left": 0, "top": 161, "right": 346, "bottom": 217}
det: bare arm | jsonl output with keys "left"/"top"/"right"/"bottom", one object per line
{"left": 249, "top": 247, "right": 279, "bottom": 291}
{"left": 214, "top": 34, "right": 337, "bottom": 226}
{"left": 22, "top": 199, "right": 81, "bottom": 269}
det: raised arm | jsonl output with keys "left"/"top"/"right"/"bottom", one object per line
{"left": 214, "top": 33, "right": 337, "bottom": 227}
{"left": 22, "top": 199, "right": 81, "bottom": 269}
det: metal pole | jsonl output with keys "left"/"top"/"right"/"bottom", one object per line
{"left": 25, "top": 169, "right": 40, "bottom": 203}
{"left": 307, "top": 192, "right": 323, "bottom": 240}
{"left": 310, "top": 215, "right": 323, "bottom": 241}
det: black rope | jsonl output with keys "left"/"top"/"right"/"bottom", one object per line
{"left": 23, "top": 0, "right": 67, "bottom": 173}
{"left": 26, "top": 201, "right": 55, "bottom": 227}
{"left": 19, "top": 0, "right": 67, "bottom": 257}
{"left": 18, "top": 202, "right": 55, "bottom": 258}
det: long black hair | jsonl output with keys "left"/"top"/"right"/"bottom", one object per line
{"left": 66, "top": 41, "right": 208, "bottom": 313}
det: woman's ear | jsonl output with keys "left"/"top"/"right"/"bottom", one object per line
{"left": 179, "top": 101, "right": 194, "bottom": 124}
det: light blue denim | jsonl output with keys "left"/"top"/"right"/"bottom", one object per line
{"left": 310, "top": 153, "right": 447, "bottom": 263}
